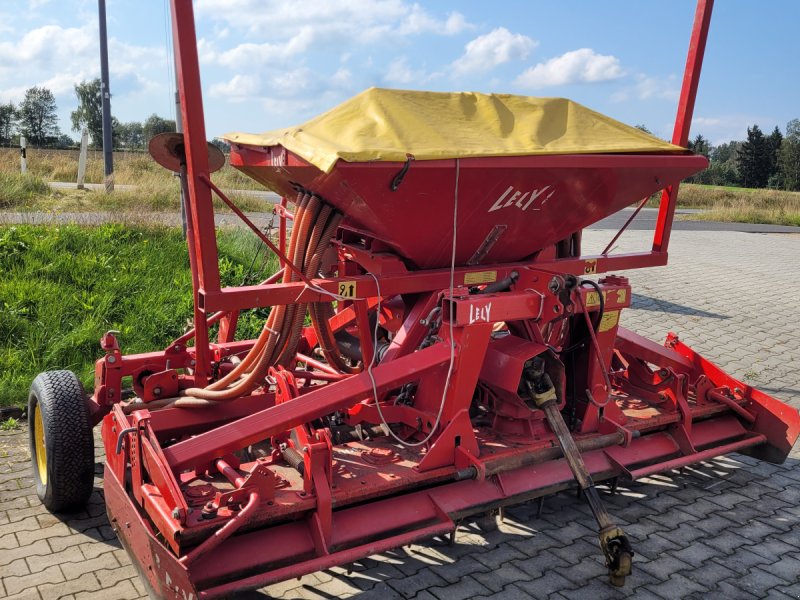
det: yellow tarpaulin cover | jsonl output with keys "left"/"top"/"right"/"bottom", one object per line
{"left": 224, "top": 87, "right": 683, "bottom": 174}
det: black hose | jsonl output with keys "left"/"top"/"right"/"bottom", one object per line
{"left": 562, "top": 279, "right": 604, "bottom": 354}
{"left": 478, "top": 271, "right": 519, "bottom": 294}
{"left": 580, "top": 279, "right": 604, "bottom": 332}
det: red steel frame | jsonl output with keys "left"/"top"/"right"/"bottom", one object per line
{"left": 89, "top": 1, "right": 800, "bottom": 598}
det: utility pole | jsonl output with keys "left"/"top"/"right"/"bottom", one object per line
{"left": 98, "top": 0, "right": 114, "bottom": 193}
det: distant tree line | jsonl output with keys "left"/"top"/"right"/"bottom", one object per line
{"left": 0, "top": 87, "right": 74, "bottom": 148}
{"left": 637, "top": 121, "right": 800, "bottom": 192}
{"left": 0, "top": 79, "right": 178, "bottom": 151}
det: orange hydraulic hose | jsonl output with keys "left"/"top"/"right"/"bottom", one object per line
{"left": 183, "top": 200, "right": 341, "bottom": 400}
{"left": 201, "top": 193, "right": 310, "bottom": 392}
{"left": 182, "top": 305, "right": 285, "bottom": 400}
{"left": 307, "top": 214, "right": 362, "bottom": 375}
{"left": 274, "top": 205, "right": 334, "bottom": 366}
{"left": 267, "top": 195, "right": 320, "bottom": 366}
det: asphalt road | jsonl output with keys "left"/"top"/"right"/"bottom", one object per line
{"left": 47, "top": 181, "right": 279, "bottom": 202}
{"left": 2, "top": 204, "right": 797, "bottom": 235}
{"left": 592, "top": 207, "right": 799, "bottom": 233}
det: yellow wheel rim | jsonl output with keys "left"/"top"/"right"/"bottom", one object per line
{"left": 33, "top": 404, "right": 47, "bottom": 485}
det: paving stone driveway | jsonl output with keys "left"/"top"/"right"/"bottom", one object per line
{"left": 1, "top": 228, "right": 799, "bottom": 600}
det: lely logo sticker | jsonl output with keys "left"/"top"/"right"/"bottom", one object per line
{"left": 488, "top": 185, "right": 556, "bottom": 213}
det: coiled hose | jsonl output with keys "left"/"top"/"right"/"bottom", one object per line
{"left": 180, "top": 192, "right": 354, "bottom": 401}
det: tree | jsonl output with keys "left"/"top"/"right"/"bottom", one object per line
{"left": 17, "top": 87, "right": 59, "bottom": 147}
{"left": 766, "top": 126, "right": 783, "bottom": 187}
{"left": 778, "top": 119, "right": 800, "bottom": 191}
{"left": 117, "top": 121, "right": 144, "bottom": 150}
{"left": 0, "top": 102, "right": 16, "bottom": 146}
{"left": 54, "top": 133, "right": 76, "bottom": 149}
{"left": 70, "top": 79, "right": 104, "bottom": 147}
{"left": 737, "top": 125, "right": 770, "bottom": 188}
{"left": 210, "top": 138, "right": 230, "bottom": 153}
{"left": 688, "top": 134, "right": 711, "bottom": 157}
{"left": 686, "top": 134, "right": 713, "bottom": 184}
{"left": 142, "top": 114, "right": 176, "bottom": 146}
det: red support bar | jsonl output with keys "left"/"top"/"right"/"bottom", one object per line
{"left": 170, "top": 0, "right": 221, "bottom": 292}
{"left": 201, "top": 175, "right": 312, "bottom": 285}
{"left": 653, "top": 0, "right": 714, "bottom": 252}
{"left": 171, "top": 0, "right": 223, "bottom": 383}
{"left": 163, "top": 343, "right": 451, "bottom": 471}
{"left": 627, "top": 433, "right": 765, "bottom": 480}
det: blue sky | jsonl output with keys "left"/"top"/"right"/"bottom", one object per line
{"left": 1, "top": 1, "right": 798, "bottom": 146}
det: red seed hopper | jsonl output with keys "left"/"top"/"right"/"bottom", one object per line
{"left": 26, "top": 1, "right": 799, "bottom": 598}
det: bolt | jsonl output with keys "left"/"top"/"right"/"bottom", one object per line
{"left": 107, "top": 355, "right": 116, "bottom": 364}
{"left": 153, "top": 387, "right": 162, "bottom": 396}
{"left": 190, "top": 359, "right": 196, "bottom": 366}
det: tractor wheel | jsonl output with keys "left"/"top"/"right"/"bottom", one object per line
{"left": 28, "top": 370, "right": 95, "bottom": 512}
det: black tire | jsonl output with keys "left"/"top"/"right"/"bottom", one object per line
{"left": 28, "top": 370, "right": 95, "bottom": 512}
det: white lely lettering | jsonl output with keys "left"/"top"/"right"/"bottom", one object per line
{"left": 489, "top": 185, "right": 555, "bottom": 213}
{"left": 469, "top": 302, "right": 492, "bottom": 325}
{"left": 488, "top": 185, "right": 514, "bottom": 212}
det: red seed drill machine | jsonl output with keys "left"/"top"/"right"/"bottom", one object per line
{"left": 27, "top": 0, "right": 800, "bottom": 597}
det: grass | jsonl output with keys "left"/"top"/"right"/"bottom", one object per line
{"left": 676, "top": 184, "right": 800, "bottom": 226}
{"left": 0, "top": 148, "right": 271, "bottom": 214}
{"left": 2, "top": 149, "right": 797, "bottom": 226}
{"left": 0, "top": 224, "right": 278, "bottom": 407}
{"left": 1, "top": 417, "right": 19, "bottom": 431}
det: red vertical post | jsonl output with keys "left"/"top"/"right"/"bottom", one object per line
{"left": 170, "top": 0, "right": 222, "bottom": 383}
{"left": 652, "top": 0, "right": 714, "bottom": 253}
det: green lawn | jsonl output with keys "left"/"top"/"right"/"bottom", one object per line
{"left": 0, "top": 224, "right": 277, "bottom": 407}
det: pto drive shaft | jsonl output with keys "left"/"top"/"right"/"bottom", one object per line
{"left": 524, "top": 359, "right": 633, "bottom": 586}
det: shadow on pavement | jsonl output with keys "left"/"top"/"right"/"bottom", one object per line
{"left": 631, "top": 293, "right": 730, "bottom": 320}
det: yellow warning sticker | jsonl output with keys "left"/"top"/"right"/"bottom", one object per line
{"left": 598, "top": 310, "right": 620, "bottom": 332}
{"left": 337, "top": 281, "right": 357, "bottom": 298}
{"left": 615, "top": 289, "right": 627, "bottom": 304}
{"left": 464, "top": 270, "right": 498, "bottom": 285}
{"left": 583, "top": 259, "right": 597, "bottom": 275}
{"left": 585, "top": 291, "right": 601, "bottom": 307}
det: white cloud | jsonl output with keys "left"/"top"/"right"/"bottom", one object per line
{"left": 195, "top": 0, "right": 472, "bottom": 45}
{"left": 330, "top": 67, "right": 352, "bottom": 88}
{"left": 383, "top": 57, "right": 438, "bottom": 86}
{"left": 0, "top": 22, "right": 167, "bottom": 132}
{"left": 209, "top": 74, "right": 261, "bottom": 102}
{"left": 452, "top": 28, "right": 537, "bottom": 75}
{"left": 398, "top": 5, "right": 471, "bottom": 36}
{"left": 691, "top": 115, "right": 773, "bottom": 145}
{"left": 515, "top": 48, "right": 624, "bottom": 89}
{"left": 385, "top": 57, "right": 417, "bottom": 85}
{"left": 611, "top": 74, "right": 679, "bottom": 103}
{"left": 207, "top": 28, "right": 314, "bottom": 68}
